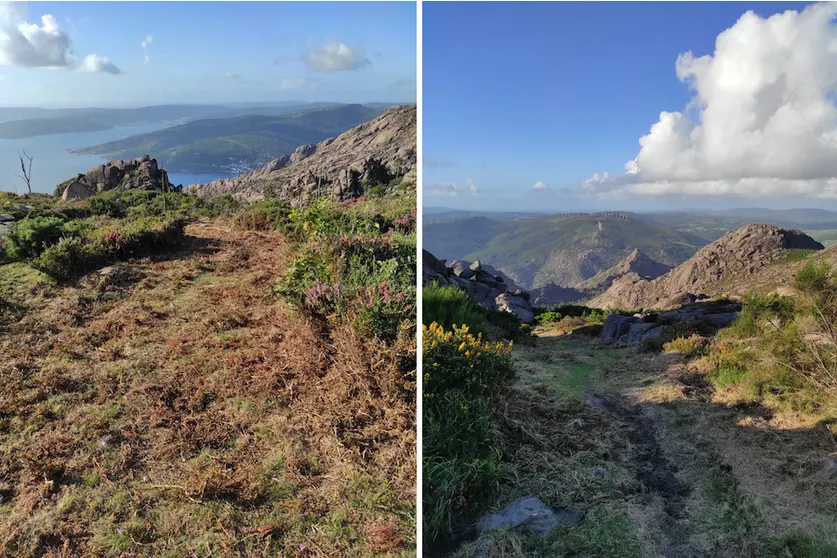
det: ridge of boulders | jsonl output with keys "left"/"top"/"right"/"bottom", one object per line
{"left": 423, "top": 249, "right": 535, "bottom": 324}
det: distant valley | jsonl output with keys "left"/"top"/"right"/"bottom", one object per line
{"left": 423, "top": 207, "right": 837, "bottom": 305}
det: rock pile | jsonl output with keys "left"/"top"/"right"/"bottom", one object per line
{"left": 423, "top": 250, "right": 535, "bottom": 324}
{"left": 57, "top": 155, "right": 173, "bottom": 201}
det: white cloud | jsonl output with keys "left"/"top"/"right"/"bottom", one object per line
{"left": 585, "top": 3, "right": 837, "bottom": 199}
{"left": 303, "top": 41, "right": 370, "bottom": 72}
{"left": 533, "top": 180, "right": 554, "bottom": 197}
{"left": 141, "top": 34, "right": 152, "bottom": 64}
{"left": 0, "top": 2, "right": 120, "bottom": 73}
{"left": 427, "top": 179, "right": 479, "bottom": 197}
{"left": 79, "top": 54, "right": 120, "bottom": 74}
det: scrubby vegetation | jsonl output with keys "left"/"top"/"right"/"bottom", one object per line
{"left": 699, "top": 262, "right": 837, "bottom": 413}
{"left": 0, "top": 189, "right": 250, "bottom": 279}
{"left": 272, "top": 196, "right": 417, "bottom": 344}
{"left": 0, "top": 189, "right": 417, "bottom": 556}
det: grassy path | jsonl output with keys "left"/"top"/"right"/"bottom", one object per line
{"left": 453, "top": 326, "right": 837, "bottom": 557}
{"left": 0, "top": 220, "right": 415, "bottom": 557}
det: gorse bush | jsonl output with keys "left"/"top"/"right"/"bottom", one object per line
{"left": 422, "top": 322, "right": 514, "bottom": 545}
{"left": 423, "top": 322, "right": 513, "bottom": 398}
{"left": 1, "top": 215, "right": 71, "bottom": 260}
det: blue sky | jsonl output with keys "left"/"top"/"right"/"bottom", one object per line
{"left": 423, "top": 1, "right": 837, "bottom": 212}
{"left": 0, "top": 1, "right": 416, "bottom": 107}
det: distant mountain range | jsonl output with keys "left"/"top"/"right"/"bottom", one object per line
{"left": 425, "top": 213, "right": 705, "bottom": 290}
{"left": 0, "top": 102, "right": 400, "bottom": 138}
{"left": 68, "top": 104, "right": 385, "bottom": 174}
{"left": 424, "top": 208, "right": 837, "bottom": 306}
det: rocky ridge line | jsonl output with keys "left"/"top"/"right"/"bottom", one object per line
{"left": 192, "top": 105, "right": 416, "bottom": 204}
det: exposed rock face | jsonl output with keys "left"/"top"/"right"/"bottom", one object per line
{"left": 423, "top": 250, "right": 535, "bottom": 324}
{"left": 580, "top": 249, "right": 672, "bottom": 292}
{"left": 591, "top": 224, "right": 824, "bottom": 310}
{"left": 58, "top": 154, "right": 172, "bottom": 201}
{"left": 527, "top": 249, "right": 670, "bottom": 307}
{"left": 193, "top": 105, "right": 417, "bottom": 204}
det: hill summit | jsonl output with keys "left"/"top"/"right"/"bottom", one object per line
{"left": 193, "top": 105, "right": 416, "bottom": 203}
{"left": 591, "top": 223, "right": 825, "bottom": 309}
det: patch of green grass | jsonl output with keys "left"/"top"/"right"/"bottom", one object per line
{"left": 0, "top": 262, "right": 54, "bottom": 301}
{"left": 763, "top": 531, "right": 837, "bottom": 558}
{"left": 531, "top": 508, "right": 642, "bottom": 557}
{"left": 780, "top": 249, "right": 818, "bottom": 263}
{"left": 422, "top": 283, "right": 488, "bottom": 335}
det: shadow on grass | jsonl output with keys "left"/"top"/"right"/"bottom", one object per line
{"left": 431, "top": 331, "right": 837, "bottom": 557}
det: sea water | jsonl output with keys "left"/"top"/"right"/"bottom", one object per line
{"left": 0, "top": 123, "right": 226, "bottom": 194}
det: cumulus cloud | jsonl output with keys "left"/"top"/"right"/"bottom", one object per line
{"left": 303, "top": 41, "right": 370, "bottom": 72}
{"left": 585, "top": 3, "right": 837, "bottom": 199}
{"left": 427, "top": 179, "right": 479, "bottom": 196}
{"left": 141, "top": 34, "right": 152, "bottom": 63}
{"left": 79, "top": 54, "right": 120, "bottom": 74}
{"left": 0, "top": 2, "right": 120, "bottom": 73}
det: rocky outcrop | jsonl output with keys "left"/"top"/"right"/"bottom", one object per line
{"left": 423, "top": 250, "right": 535, "bottom": 324}
{"left": 193, "top": 105, "right": 416, "bottom": 204}
{"left": 592, "top": 224, "right": 824, "bottom": 310}
{"left": 602, "top": 299, "right": 742, "bottom": 348}
{"left": 58, "top": 154, "right": 172, "bottom": 201}
{"left": 580, "top": 249, "right": 673, "bottom": 292}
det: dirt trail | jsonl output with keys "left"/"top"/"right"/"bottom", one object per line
{"left": 454, "top": 328, "right": 837, "bottom": 557}
{"left": 0, "top": 219, "right": 415, "bottom": 557}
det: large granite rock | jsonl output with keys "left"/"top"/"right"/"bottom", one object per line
{"left": 58, "top": 154, "right": 173, "bottom": 200}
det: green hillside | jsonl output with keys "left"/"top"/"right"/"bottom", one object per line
{"left": 425, "top": 214, "right": 704, "bottom": 289}
{"left": 70, "top": 104, "right": 384, "bottom": 173}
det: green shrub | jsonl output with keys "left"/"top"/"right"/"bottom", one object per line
{"left": 422, "top": 283, "right": 487, "bottom": 335}
{"left": 274, "top": 249, "right": 331, "bottom": 306}
{"left": 234, "top": 199, "right": 292, "bottom": 231}
{"left": 354, "top": 282, "right": 416, "bottom": 343}
{"left": 31, "top": 218, "right": 186, "bottom": 279}
{"left": 535, "top": 310, "right": 563, "bottom": 325}
{"left": 2, "top": 215, "right": 71, "bottom": 260}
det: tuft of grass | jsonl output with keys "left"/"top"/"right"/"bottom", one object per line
{"left": 663, "top": 334, "right": 709, "bottom": 357}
